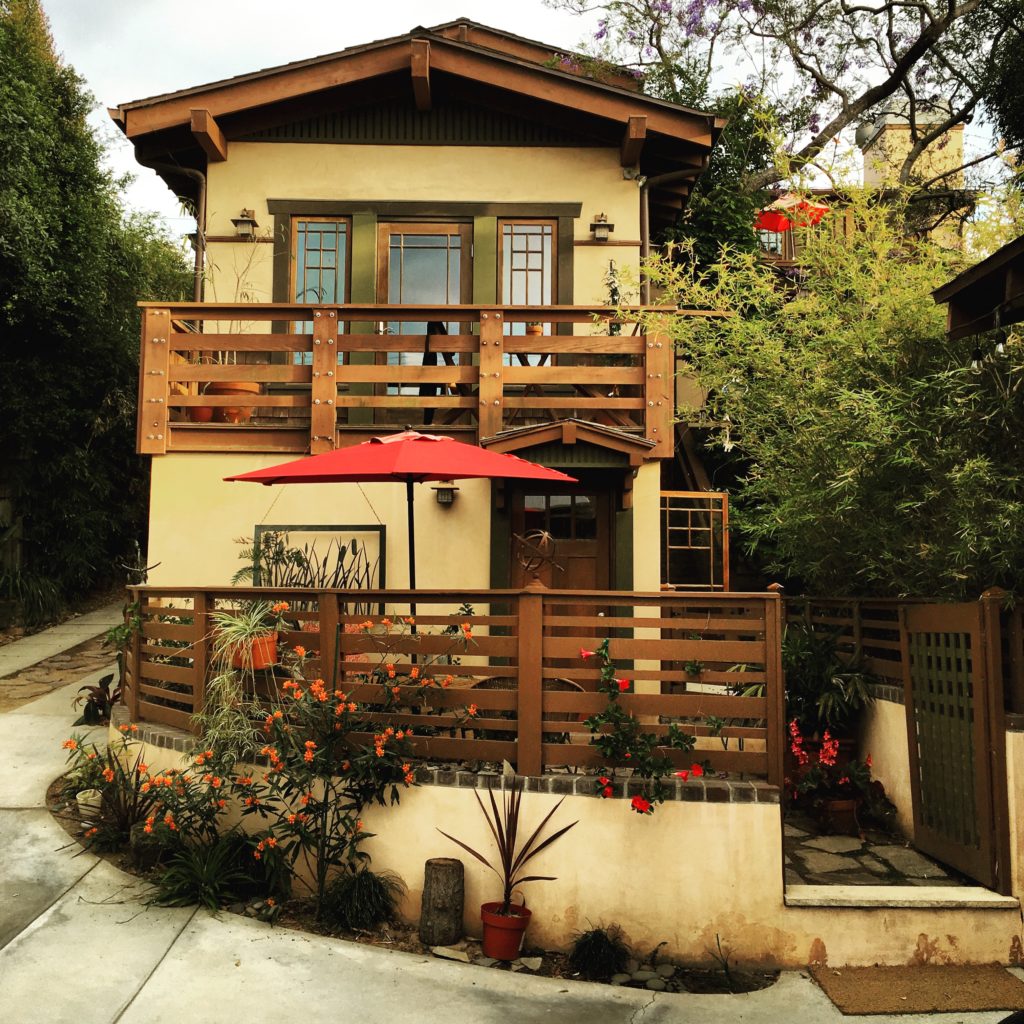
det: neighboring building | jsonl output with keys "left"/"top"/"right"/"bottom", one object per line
{"left": 111, "top": 20, "right": 728, "bottom": 594}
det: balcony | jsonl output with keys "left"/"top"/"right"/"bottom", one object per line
{"left": 137, "top": 303, "right": 679, "bottom": 457}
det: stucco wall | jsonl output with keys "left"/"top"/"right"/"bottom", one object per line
{"left": 121, "top": 731, "right": 1022, "bottom": 968}
{"left": 859, "top": 695, "right": 914, "bottom": 837}
{"left": 147, "top": 452, "right": 492, "bottom": 590}
{"left": 203, "top": 143, "right": 641, "bottom": 307}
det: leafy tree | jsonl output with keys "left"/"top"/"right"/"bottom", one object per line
{"left": 0, "top": 0, "right": 190, "bottom": 618}
{"left": 639, "top": 190, "right": 1023, "bottom": 599}
{"left": 984, "top": 2, "right": 1024, "bottom": 160}
{"left": 550, "top": 0, "right": 1006, "bottom": 191}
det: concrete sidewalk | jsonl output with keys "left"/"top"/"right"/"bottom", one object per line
{"left": 0, "top": 602, "right": 123, "bottom": 678}
{"left": 0, "top": 667, "right": 1019, "bottom": 1024}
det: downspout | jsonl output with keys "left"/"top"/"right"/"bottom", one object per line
{"left": 639, "top": 165, "right": 706, "bottom": 304}
{"left": 136, "top": 159, "right": 207, "bottom": 302}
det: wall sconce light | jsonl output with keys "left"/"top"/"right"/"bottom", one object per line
{"left": 590, "top": 212, "right": 615, "bottom": 242}
{"left": 432, "top": 481, "right": 459, "bottom": 506}
{"left": 231, "top": 209, "right": 259, "bottom": 240}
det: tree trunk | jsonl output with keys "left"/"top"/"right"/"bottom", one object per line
{"left": 419, "top": 857, "right": 465, "bottom": 946}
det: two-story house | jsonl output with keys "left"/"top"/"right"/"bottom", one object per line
{"left": 111, "top": 19, "right": 725, "bottom": 596}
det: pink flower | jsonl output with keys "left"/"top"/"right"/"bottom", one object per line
{"left": 579, "top": 648, "right": 596, "bottom": 660}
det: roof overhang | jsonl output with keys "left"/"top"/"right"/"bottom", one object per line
{"left": 933, "top": 234, "right": 1024, "bottom": 340}
{"left": 109, "top": 21, "right": 722, "bottom": 222}
{"left": 481, "top": 418, "right": 656, "bottom": 468}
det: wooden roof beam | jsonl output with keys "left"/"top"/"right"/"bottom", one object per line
{"left": 411, "top": 39, "right": 431, "bottom": 111}
{"left": 621, "top": 115, "right": 647, "bottom": 167}
{"left": 190, "top": 108, "right": 228, "bottom": 162}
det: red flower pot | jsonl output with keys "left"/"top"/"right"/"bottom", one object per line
{"left": 187, "top": 405, "right": 215, "bottom": 423}
{"left": 231, "top": 631, "right": 279, "bottom": 670}
{"left": 480, "top": 902, "right": 531, "bottom": 960}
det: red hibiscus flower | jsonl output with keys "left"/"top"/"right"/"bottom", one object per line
{"left": 617, "top": 678, "right": 630, "bottom": 692}
{"left": 598, "top": 776, "right": 610, "bottom": 786}
{"left": 602, "top": 785, "right": 613, "bottom": 798}
{"left": 579, "top": 648, "right": 596, "bottom": 660}
{"left": 690, "top": 763, "right": 704, "bottom": 777}
{"left": 674, "top": 770, "right": 689, "bottom": 781}
{"left": 630, "top": 795, "right": 652, "bottom": 814}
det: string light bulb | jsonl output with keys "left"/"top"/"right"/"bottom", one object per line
{"left": 970, "top": 347, "right": 984, "bottom": 372}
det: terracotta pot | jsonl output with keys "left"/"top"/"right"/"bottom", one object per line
{"left": 524, "top": 324, "right": 544, "bottom": 336}
{"left": 231, "top": 631, "right": 279, "bottom": 670}
{"left": 187, "top": 404, "right": 215, "bottom": 423}
{"left": 820, "top": 797, "right": 860, "bottom": 835}
{"left": 207, "top": 380, "right": 261, "bottom": 424}
{"left": 480, "top": 901, "right": 531, "bottom": 960}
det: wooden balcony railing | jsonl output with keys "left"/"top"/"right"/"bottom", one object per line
{"left": 137, "top": 303, "right": 684, "bottom": 457}
{"left": 125, "top": 586, "right": 785, "bottom": 783}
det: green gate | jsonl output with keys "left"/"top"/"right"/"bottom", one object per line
{"left": 901, "top": 602, "right": 1009, "bottom": 891}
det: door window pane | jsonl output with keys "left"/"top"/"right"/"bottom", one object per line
{"left": 293, "top": 218, "right": 348, "bottom": 364}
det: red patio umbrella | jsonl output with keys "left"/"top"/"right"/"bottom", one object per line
{"left": 754, "top": 194, "right": 830, "bottom": 233}
{"left": 225, "top": 431, "right": 577, "bottom": 592}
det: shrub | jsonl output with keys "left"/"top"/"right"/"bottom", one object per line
{"left": 150, "top": 834, "right": 260, "bottom": 911}
{"left": 569, "top": 925, "right": 632, "bottom": 981}
{"left": 322, "top": 868, "right": 406, "bottom": 931}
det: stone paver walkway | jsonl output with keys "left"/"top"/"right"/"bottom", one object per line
{"left": 784, "top": 814, "right": 973, "bottom": 887}
{"left": 0, "top": 602, "right": 122, "bottom": 678}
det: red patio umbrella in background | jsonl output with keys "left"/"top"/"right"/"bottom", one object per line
{"left": 754, "top": 194, "right": 830, "bottom": 233}
{"left": 225, "top": 431, "right": 578, "bottom": 594}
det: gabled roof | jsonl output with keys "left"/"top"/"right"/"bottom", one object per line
{"left": 109, "top": 19, "right": 722, "bottom": 221}
{"left": 481, "top": 419, "right": 656, "bottom": 467}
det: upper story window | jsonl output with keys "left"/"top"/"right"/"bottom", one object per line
{"left": 500, "top": 221, "right": 555, "bottom": 311}
{"left": 293, "top": 218, "right": 349, "bottom": 363}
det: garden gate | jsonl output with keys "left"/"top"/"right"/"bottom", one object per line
{"left": 900, "top": 599, "right": 1009, "bottom": 891}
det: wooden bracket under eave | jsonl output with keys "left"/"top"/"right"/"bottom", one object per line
{"left": 190, "top": 108, "right": 228, "bottom": 162}
{"left": 411, "top": 39, "right": 431, "bottom": 112}
{"left": 621, "top": 115, "right": 647, "bottom": 167}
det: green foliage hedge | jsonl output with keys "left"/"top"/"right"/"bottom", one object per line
{"left": 0, "top": 0, "right": 191, "bottom": 615}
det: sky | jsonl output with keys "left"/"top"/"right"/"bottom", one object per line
{"left": 43, "top": 0, "right": 599, "bottom": 237}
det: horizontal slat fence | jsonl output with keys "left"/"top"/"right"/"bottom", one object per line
{"left": 138, "top": 303, "right": 677, "bottom": 458}
{"left": 127, "top": 587, "right": 784, "bottom": 783}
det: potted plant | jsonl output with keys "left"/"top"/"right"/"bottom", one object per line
{"left": 439, "top": 777, "right": 577, "bottom": 960}
{"left": 211, "top": 600, "right": 290, "bottom": 672}
{"left": 524, "top": 321, "right": 544, "bottom": 336}
{"left": 789, "top": 721, "right": 891, "bottom": 834}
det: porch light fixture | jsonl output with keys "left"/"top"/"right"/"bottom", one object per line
{"left": 590, "top": 212, "right": 615, "bottom": 242}
{"left": 231, "top": 209, "right": 259, "bottom": 240}
{"left": 432, "top": 481, "right": 459, "bottom": 506}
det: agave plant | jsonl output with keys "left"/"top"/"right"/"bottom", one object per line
{"left": 438, "top": 777, "right": 577, "bottom": 915}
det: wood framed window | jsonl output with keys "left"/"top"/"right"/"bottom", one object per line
{"left": 376, "top": 222, "right": 472, "bottom": 394}
{"left": 500, "top": 219, "right": 556, "bottom": 366}
{"left": 292, "top": 216, "right": 351, "bottom": 362}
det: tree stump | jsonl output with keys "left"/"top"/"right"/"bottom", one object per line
{"left": 419, "top": 857, "right": 465, "bottom": 946}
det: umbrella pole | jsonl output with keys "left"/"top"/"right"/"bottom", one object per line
{"left": 406, "top": 478, "right": 417, "bottom": 632}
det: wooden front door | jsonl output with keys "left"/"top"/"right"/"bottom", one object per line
{"left": 509, "top": 490, "right": 611, "bottom": 590}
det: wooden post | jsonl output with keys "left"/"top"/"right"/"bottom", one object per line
{"left": 139, "top": 308, "right": 171, "bottom": 455}
{"left": 478, "top": 310, "right": 504, "bottom": 440}
{"left": 980, "top": 587, "right": 1013, "bottom": 894}
{"left": 310, "top": 309, "right": 338, "bottom": 454}
{"left": 127, "top": 592, "right": 141, "bottom": 723}
{"left": 516, "top": 590, "right": 543, "bottom": 777}
{"left": 644, "top": 330, "right": 673, "bottom": 458}
{"left": 418, "top": 858, "right": 464, "bottom": 946}
{"left": 319, "top": 591, "right": 340, "bottom": 690}
{"left": 191, "top": 591, "right": 210, "bottom": 729}
{"left": 763, "top": 593, "right": 786, "bottom": 788}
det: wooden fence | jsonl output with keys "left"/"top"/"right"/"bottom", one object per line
{"left": 125, "top": 586, "right": 785, "bottom": 783}
{"left": 138, "top": 302, "right": 684, "bottom": 458}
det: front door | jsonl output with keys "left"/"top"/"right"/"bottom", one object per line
{"left": 510, "top": 490, "right": 611, "bottom": 590}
